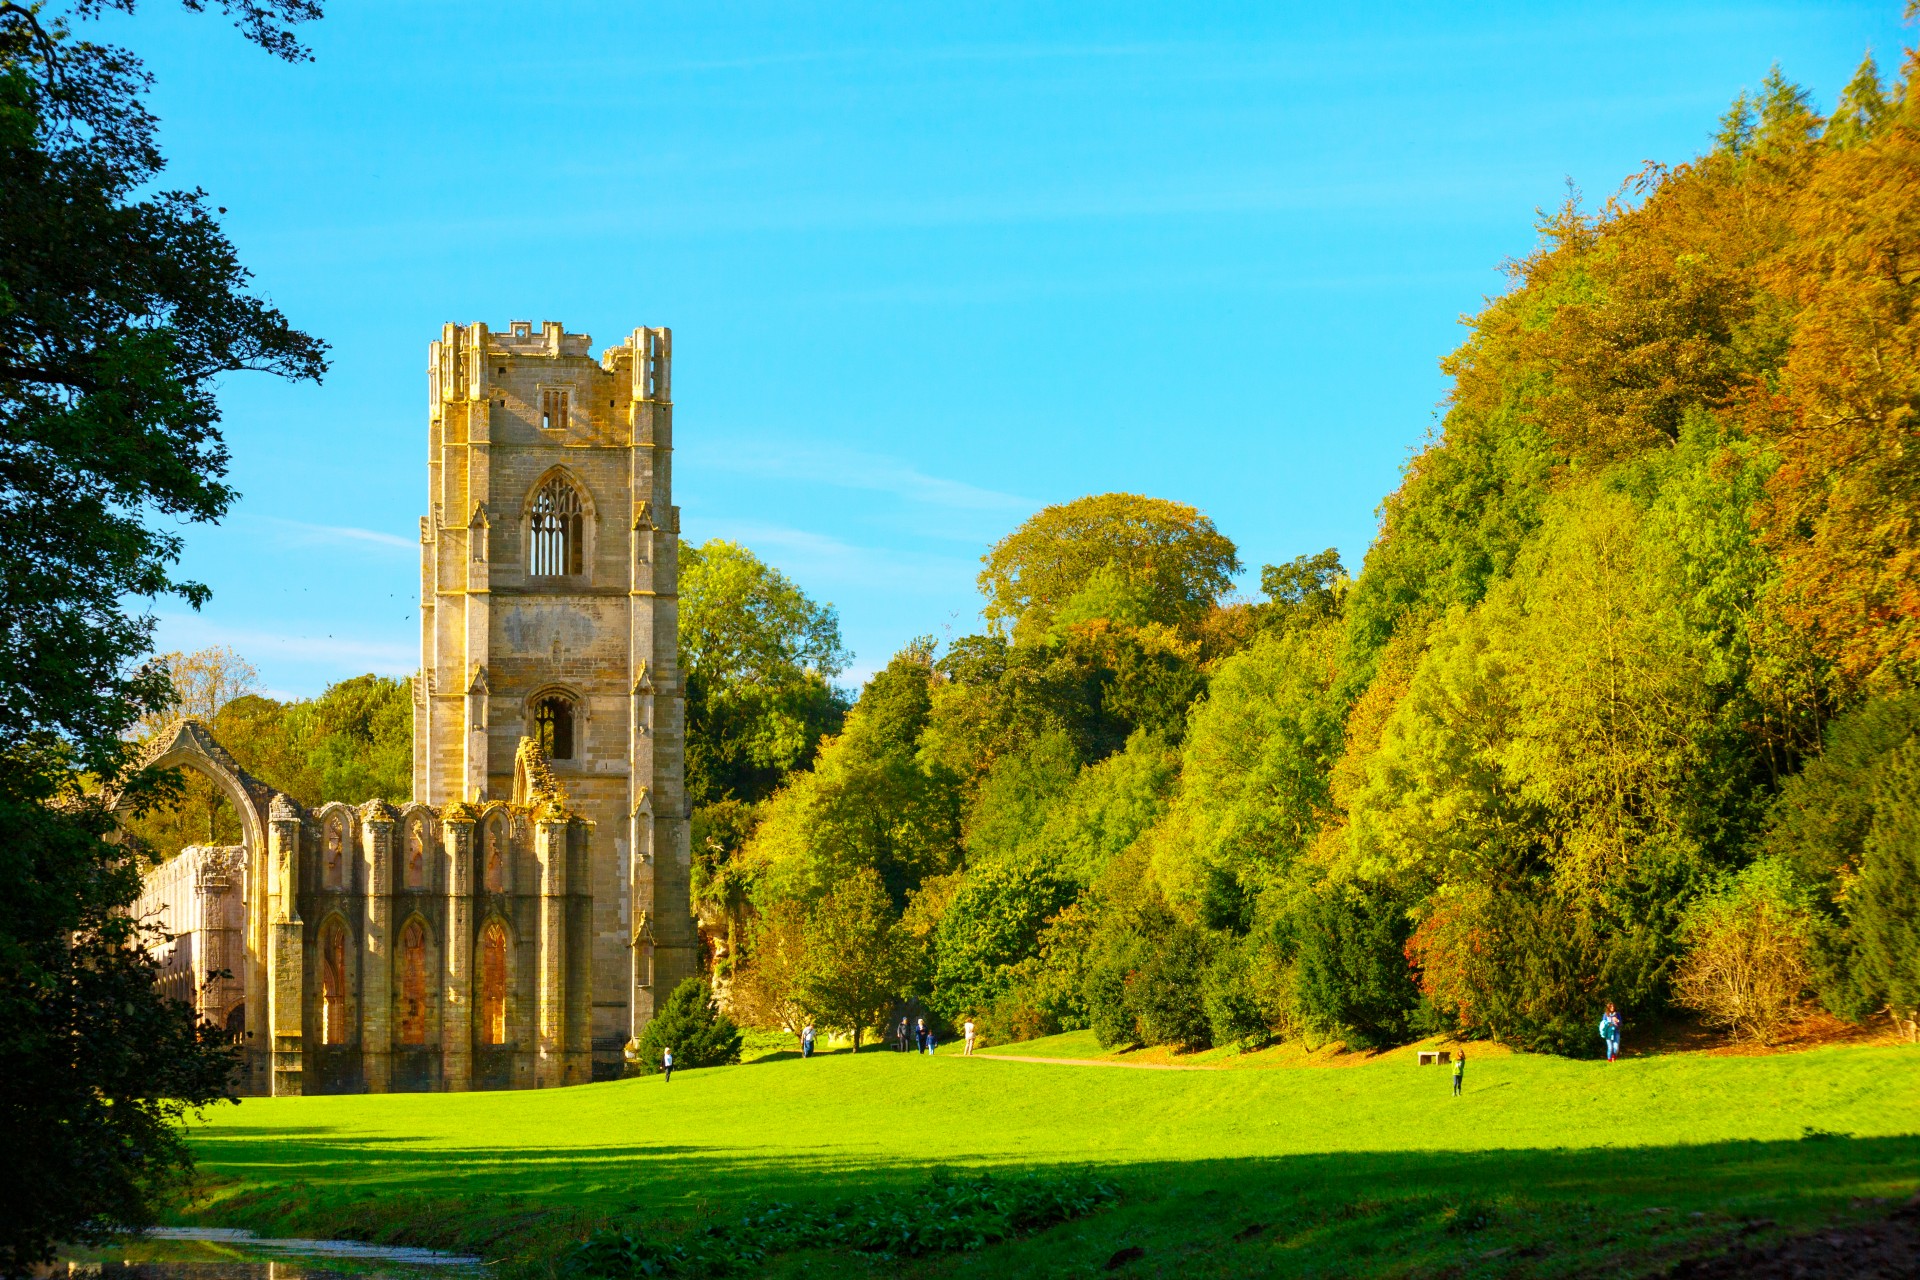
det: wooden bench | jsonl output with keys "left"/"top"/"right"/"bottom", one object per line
{"left": 1417, "top": 1050, "right": 1454, "bottom": 1066}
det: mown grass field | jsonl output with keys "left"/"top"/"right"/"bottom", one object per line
{"left": 175, "top": 1037, "right": 1920, "bottom": 1277}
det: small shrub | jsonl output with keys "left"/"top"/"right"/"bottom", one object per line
{"left": 629, "top": 978, "right": 744, "bottom": 1075}
{"left": 1204, "top": 937, "right": 1275, "bottom": 1050}
{"left": 1084, "top": 955, "right": 1138, "bottom": 1048}
{"left": 1674, "top": 859, "right": 1812, "bottom": 1045}
{"left": 1126, "top": 923, "right": 1215, "bottom": 1051}
{"left": 1295, "top": 883, "right": 1418, "bottom": 1050}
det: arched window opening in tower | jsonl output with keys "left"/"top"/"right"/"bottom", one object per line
{"left": 530, "top": 476, "right": 584, "bottom": 577}
{"left": 534, "top": 694, "right": 575, "bottom": 760}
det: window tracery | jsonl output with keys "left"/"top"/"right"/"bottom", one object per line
{"left": 533, "top": 694, "right": 576, "bottom": 761}
{"left": 529, "top": 476, "right": 584, "bottom": 577}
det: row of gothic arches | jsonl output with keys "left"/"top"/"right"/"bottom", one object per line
{"left": 313, "top": 913, "right": 517, "bottom": 1049}
{"left": 311, "top": 805, "right": 527, "bottom": 894}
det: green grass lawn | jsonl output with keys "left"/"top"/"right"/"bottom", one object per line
{"left": 176, "top": 1040, "right": 1920, "bottom": 1277}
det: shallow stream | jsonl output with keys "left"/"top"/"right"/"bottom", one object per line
{"left": 51, "top": 1227, "right": 484, "bottom": 1280}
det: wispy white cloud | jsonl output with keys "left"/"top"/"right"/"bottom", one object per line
{"left": 698, "top": 519, "right": 979, "bottom": 596}
{"left": 254, "top": 516, "right": 416, "bottom": 552}
{"left": 682, "top": 440, "right": 1035, "bottom": 514}
{"left": 153, "top": 613, "right": 416, "bottom": 674}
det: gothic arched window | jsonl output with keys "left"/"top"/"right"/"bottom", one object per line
{"left": 529, "top": 476, "right": 584, "bottom": 577}
{"left": 533, "top": 694, "right": 575, "bottom": 761}
{"left": 319, "top": 918, "right": 349, "bottom": 1045}
{"left": 399, "top": 918, "right": 429, "bottom": 1045}
{"left": 480, "top": 921, "right": 509, "bottom": 1045}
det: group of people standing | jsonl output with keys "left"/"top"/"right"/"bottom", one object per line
{"left": 789, "top": 1016, "right": 978, "bottom": 1059}
{"left": 890, "top": 1016, "right": 977, "bottom": 1055}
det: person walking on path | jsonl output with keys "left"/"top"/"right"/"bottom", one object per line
{"left": 925, "top": 1024, "right": 938, "bottom": 1055}
{"left": 1451, "top": 1051, "right": 1465, "bottom": 1097}
{"left": 963, "top": 1018, "right": 976, "bottom": 1056}
{"left": 801, "top": 1023, "right": 815, "bottom": 1059}
{"left": 915, "top": 1018, "right": 927, "bottom": 1054}
{"left": 896, "top": 1018, "right": 909, "bottom": 1053}
{"left": 662, "top": 1046, "right": 674, "bottom": 1083}
{"left": 1600, "top": 1004, "right": 1622, "bottom": 1062}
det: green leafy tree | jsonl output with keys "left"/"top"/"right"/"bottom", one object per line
{"left": 1124, "top": 920, "right": 1215, "bottom": 1051}
{"left": 1290, "top": 882, "right": 1419, "bottom": 1051}
{"left": 930, "top": 853, "right": 1077, "bottom": 1022}
{"left": 0, "top": 1, "right": 325, "bottom": 1269}
{"left": 1258, "top": 548, "right": 1346, "bottom": 634}
{"left": 1850, "top": 739, "right": 1920, "bottom": 1031}
{"left": 681, "top": 539, "right": 848, "bottom": 809}
{"left": 629, "top": 978, "right": 744, "bottom": 1075}
{"left": 747, "top": 646, "right": 961, "bottom": 910}
{"left": 1150, "top": 623, "right": 1345, "bottom": 910}
{"left": 978, "top": 493, "right": 1240, "bottom": 645}
{"left": 796, "top": 868, "right": 920, "bottom": 1051}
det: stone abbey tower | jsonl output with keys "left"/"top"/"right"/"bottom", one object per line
{"left": 416, "top": 320, "right": 698, "bottom": 1077}
{"left": 127, "top": 319, "right": 694, "bottom": 1094}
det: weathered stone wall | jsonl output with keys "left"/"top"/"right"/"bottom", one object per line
{"left": 130, "top": 722, "right": 593, "bottom": 1094}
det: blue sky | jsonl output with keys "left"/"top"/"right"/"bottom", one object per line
{"left": 112, "top": 1, "right": 1910, "bottom": 694}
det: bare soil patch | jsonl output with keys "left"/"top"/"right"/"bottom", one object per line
{"left": 1662, "top": 1195, "right": 1920, "bottom": 1279}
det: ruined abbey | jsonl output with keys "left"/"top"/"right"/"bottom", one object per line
{"left": 131, "top": 321, "right": 697, "bottom": 1094}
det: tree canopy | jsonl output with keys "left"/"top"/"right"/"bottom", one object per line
{"left": 977, "top": 493, "right": 1241, "bottom": 646}
{"left": 721, "top": 45, "right": 1920, "bottom": 1063}
{"left": 0, "top": 2, "right": 324, "bottom": 1268}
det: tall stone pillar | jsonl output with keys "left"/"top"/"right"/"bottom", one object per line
{"left": 266, "top": 794, "right": 304, "bottom": 1097}
{"left": 360, "top": 801, "right": 395, "bottom": 1093}
{"left": 534, "top": 810, "right": 569, "bottom": 1088}
{"left": 566, "top": 819, "right": 593, "bottom": 1086}
{"left": 440, "top": 803, "right": 476, "bottom": 1091}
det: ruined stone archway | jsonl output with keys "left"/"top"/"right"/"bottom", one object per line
{"left": 116, "top": 717, "right": 288, "bottom": 1094}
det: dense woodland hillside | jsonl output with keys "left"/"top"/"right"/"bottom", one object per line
{"left": 707, "top": 55, "right": 1920, "bottom": 1057}
{"left": 134, "top": 54, "right": 1920, "bottom": 1062}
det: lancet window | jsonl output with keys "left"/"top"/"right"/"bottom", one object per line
{"left": 319, "top": 919, "right": 349, "bottom": 1045}
{"left": 541, "top": 387, "right": 569, "bottom": 431}
{"left": 529, "top": 476, "right": 584, "bottom": 577}
{"left": 399, "top": 918, "right": 428, "bottom": 1045}
{"left": 533, "top": 694, "right": 576, "bottom": 761}
{"left": 323, "top": 817, "right": 346, "bottom": 890}
{"left": 480, "top": 921, "right": 509, "bottom": 1045}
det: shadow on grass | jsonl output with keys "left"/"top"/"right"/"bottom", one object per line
{"left": 180, "top": 1129, "right": 1920, "bottom": 1276}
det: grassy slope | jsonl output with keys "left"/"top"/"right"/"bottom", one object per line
{"left": 180, "top": 1043, "right": 1920, "bottom": 1277}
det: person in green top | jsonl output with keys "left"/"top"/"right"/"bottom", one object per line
{"left": 1452, "top": 1051, "right": 1465, "bottom": 1097}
